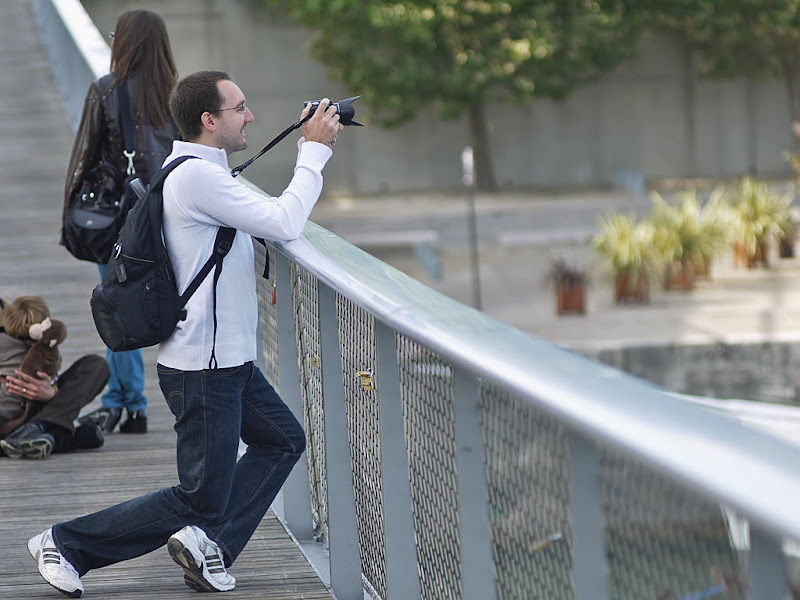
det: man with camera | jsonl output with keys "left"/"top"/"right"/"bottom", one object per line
{"left": 27, "top": 70, "right": 343, "bottom": 597}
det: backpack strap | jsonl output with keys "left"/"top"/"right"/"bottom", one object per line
{"left": 117, "top": 81, "right": 136, "bottom": 176}
{"left": 147, "top": 156, "right": 197, "bottom": 289}
{"left": 254, "top": 237, "right": 269, "bottom": 279}
{"left": 150, "top": 155, "right": 195, "bottom": 190}
{"left": 177, "top": 226, "right": 236, "bottom": 370}
{"left": 177, "top": 227, "right": 235, "bottom": 309}
{"left": 147, "top": 156, "right": 197, "bottom": 268}
{"left": 147, "top": 155, "right": 204, "bottom": 340}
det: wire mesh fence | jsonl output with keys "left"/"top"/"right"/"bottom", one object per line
{"left": 256, "top": 242, "right": 779, "bottom": 600}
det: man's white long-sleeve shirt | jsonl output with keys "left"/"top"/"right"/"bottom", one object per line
{"left": 158, "top": 139, "right": 331, "bottom": 371}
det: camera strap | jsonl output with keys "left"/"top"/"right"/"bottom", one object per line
{"left": 229, "top": 116, "right": 311, "bottom": 282}
{"left": 230, "top": 117, "right": 308, "bottom": 178}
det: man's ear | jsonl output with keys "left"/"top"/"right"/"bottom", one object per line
{"left": 200, "top": 111, "right": 217, "bottom": 133}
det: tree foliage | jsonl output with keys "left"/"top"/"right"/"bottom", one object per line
{"left": 267, "top": 0, "right": 649, "bottom": 190}
{"left": 660, "top": 0, "right": 800, "bottom": 79}
{"left": 658, "top": 0, "right": 800, "bottom": 134}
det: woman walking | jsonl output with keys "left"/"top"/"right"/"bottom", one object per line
{"left": 63, "top": 9, "right": 180, "bottom": 434}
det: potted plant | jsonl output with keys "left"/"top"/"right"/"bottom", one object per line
{"left": 782, "top": 146, "right": 800, "bottom": 258}
{"left": 779, "top": 207, "right": 798, "bottom": 258}
{"left": 729, "top": 177, "right": 792, "bottom": 269}
{"left": 545, "top": 258, "right": 587, "bottom": 315}
{"left": 592, "top": 213, "right": 656, "bottom": 304}
{"left": 649, "top": 188, "right": 733, "bottom": 289}
{"left": 694, "top": 187, "right": 736, "bottom": 278}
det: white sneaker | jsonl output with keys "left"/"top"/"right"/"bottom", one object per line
{"left": 168, "top": 526, "right": 235, "bottom": 592}
{"left": 27, "top": 528, "right": 84, "bottom": 598}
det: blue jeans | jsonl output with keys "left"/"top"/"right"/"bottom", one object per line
{"left": 53, "top": 362, "right": 305, "bottom": 575}
{"left": 97, "top": 264, "right": 147, "bottom": 413}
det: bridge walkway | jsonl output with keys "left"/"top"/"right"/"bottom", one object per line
{"left": 1, "top": 2, "right": 332, "bottom": 598}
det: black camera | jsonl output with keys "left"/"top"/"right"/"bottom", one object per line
{"left": 304, "top": 95, "right": 363, "bottom": 126}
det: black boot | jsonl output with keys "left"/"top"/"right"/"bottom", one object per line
{"left": 77, "top": 407, "right": 122, "bottom": 433}
{"left": 0, "top": 420, "right": 54, "bottom": 459}
{"left": 49, "top": 423, "right": 77, "bottom": 454}
{"left": 73, "top": 422, "right": 105, "bottom": 449}
{"left": 119, "top": 410, "right": 147, "bottom": 434}
{"left": 52, "top": 422, "right": 105, "bottom": 454}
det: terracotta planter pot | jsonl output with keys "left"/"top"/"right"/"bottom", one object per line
{"left": 748, "top": 240, "right": 767, "bottom": 269}
{"left": 556, "top": 283, "right": 586, "bottom": 315}
{"left": 664, "top": 260, "right": 695, "bottom": 291}
{"left": 692, "top": 256, "right": 711, "bottom": 280}
{"left": 732, "top": 241, "right": 748, "bottom": 268}
{"left": 735, "top": 239, "right": 768, "bottom": 269}
{"left": 614, "top": 272, "right": 649, "bottom": 304}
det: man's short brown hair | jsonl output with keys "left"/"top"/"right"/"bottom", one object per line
{"left": 169, "top": 70, "right": 230, "bottom": 141}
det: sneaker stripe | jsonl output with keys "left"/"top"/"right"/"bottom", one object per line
{"left": 43, "top": 548, "right": 62, "bottom": 564}
{"left": 29, "top": 530, "right": 84, "bottom": 597}
{"left": 205, "top": 553, "right": 225, "bottom": 573}
{"left": 168, "top": 527, "right": 235, "bottom": 592}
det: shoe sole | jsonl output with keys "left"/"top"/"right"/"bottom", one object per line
{"left": 167, "top": 538, "right": 233, "bottom": 592}
{"left": 21, "top": 438, "right": 53, "bottom": 460}
{"left": 118, "top": 424, "right": 147, "bottom": 434}
{"left": 0, "top": 439, "right": 22, "bottom": 458}
{"left": 78, "top": 410, "right": 121, "bottom": 433}
{"left": 1, "top": 438, "right": 52, "bottom": 459}
{"left": 27, "top": 536, "right": 83, "bottom": 598}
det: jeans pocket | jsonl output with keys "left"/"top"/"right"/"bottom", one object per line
{"left": 163, "top": 390, "right": 184, "bottom": 419}
{"left": 157, "top": 364, "right": 185, "bottom": 418}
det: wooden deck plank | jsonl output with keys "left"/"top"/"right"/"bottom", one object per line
{"left": 0, "top": 2, "right": 332, "bottom": 598}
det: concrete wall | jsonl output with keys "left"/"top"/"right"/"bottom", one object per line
{"left": 82, "top": 0, "right": 795, "bottom": 197}
{"left": 583, "top": 342, "right": 800, "bottom": 405}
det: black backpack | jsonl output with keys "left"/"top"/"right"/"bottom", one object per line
{"left": 90, "top": 156, "right": 236, "bottom": 365}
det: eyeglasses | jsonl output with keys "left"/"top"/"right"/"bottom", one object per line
{"left": 215, "top": 103, "right": 248, "bottom": 115}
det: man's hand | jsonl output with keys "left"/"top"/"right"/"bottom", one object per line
{"left": 5, "top": 370, "right": 56, "bottom": 403}
{"left": 301, "top": 98, "right": 344, "bottom": 149}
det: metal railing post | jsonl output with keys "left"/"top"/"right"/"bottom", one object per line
{"left": 273, "top": 252, "right": 314, "bottom": 540}
{"left": 453, "top": 366, "right": 497, "bottom": 600}
{"left": 318, "top": 282, "right": 362, "bottom": 599}
{"left": 570, "top": 433, "right": 609, "bottom": 600}
{"left": 375, "top": 321, "right": 421, "bottom": 598}
{"left": 750, "top": 527, "right": 788, "bottom": 599}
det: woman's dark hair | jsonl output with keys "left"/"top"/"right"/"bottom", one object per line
{"left": 169, "top": 71, "right": 230, "bottom": 141}
{"left": 110, "top": 9, "right": 178, "bottom": 129}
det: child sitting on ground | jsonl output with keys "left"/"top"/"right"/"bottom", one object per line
{"left": 0, "top": 295, "right": 110, "bottom": 459}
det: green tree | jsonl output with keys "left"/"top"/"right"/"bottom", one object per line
{"left": 660, "top": 0, "right": 800, "bottom": 146}
{"left": 267, "top": 0, "right": 649, "bottom": 191}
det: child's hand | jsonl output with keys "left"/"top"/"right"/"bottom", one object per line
{"left": 6, "top": 370, "right": 56, "bottom": 402}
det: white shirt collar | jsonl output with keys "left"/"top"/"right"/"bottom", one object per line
{"left": 168, "top": 140, "right": 230, "bottom": 170}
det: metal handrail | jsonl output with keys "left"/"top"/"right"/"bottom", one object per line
{"left": 284, "top": 221, "right": 800, "bottom": 544}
